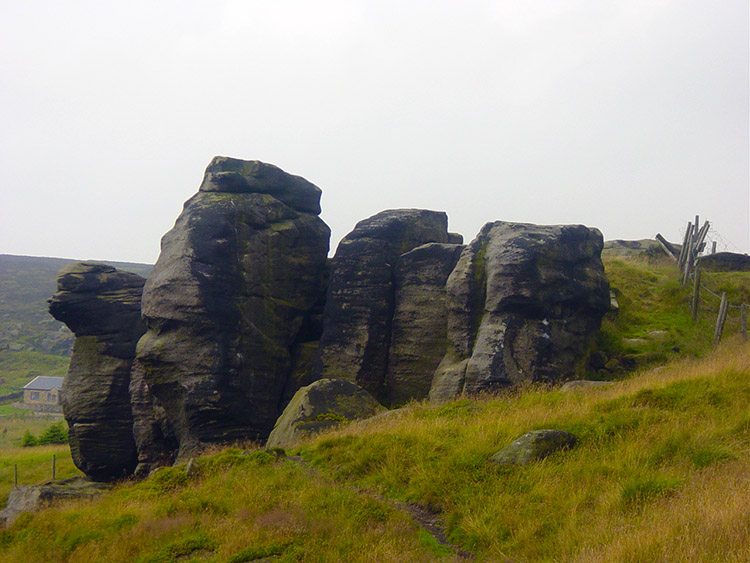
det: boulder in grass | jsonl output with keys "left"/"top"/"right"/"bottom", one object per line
{"left": 0, "top": 476, "right": 111, "bottom": 526}
{"left": 490, "top": 429, "right": 577, "bottom": 466}
{"left": 266, "top": 379, "right": 384, "bottom": 449}
{"left": 559, "top": 380, "right": 613, "bottom": 392}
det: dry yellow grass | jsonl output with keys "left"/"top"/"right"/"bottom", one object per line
{"left": 0, "top": 341, "right": 746, "bottom": 562}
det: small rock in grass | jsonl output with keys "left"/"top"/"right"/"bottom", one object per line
{"left": 0, "top": 476, "right": 111, "bottom": 526}
{"left": 490, "top": 430, "right": 577, "bottom": 466}
{"left": 560, "top": 380, "right": 612, "bottom": 392}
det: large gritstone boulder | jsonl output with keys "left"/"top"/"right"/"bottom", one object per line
{"left": 48, "top": 262, "right": 146, "bottom": 481}
{"left": 386, "top": 243, "right": 464, "bottom": 405}
{"left": 313, "top": 209, "right": 451, "bottom": 401}
{"left": 133, "top": 157, "right": 330, "bottom": 460}
{"left": 430, "top": 222, "right": 610, "bottom": 401}
{"left": 267, "top": 378, "right": 384, "bottom": 449}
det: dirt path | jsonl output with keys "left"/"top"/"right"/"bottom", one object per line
{"left": 286, "top": 455, "right": 475, "bottom": 560}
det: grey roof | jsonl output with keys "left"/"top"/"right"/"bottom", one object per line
{"left": 23, "top": 376, "right": 64, "bottom": 391}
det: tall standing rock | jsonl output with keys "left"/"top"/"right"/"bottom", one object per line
{"left": 313, "top": 209, "right": 450, "bottom": 400}
{"left": 48, "top": 263, "right": 146, "bottom": 481}
{"left": 430, "top": 222, "right": 610, "bottom": 401}
{"left": 386, "top": 242, "right": 464, "bottom": 405}
{"left": 133, "top": 157, "right": 329, "bottom": 459}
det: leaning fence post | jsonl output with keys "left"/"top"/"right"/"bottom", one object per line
{"left": 742, "top": 305, "right": 748, "bottom": 341}
{"left": 713, "top": 292, "right": 729, "bottom": 347}
{"left": 682, "top": 234, "right": 694, "bottom": 286}
{"left": 655, "top": 233, "right": 678, "bottom": 261}
{"left": 691, "top": 268, "right": 701, "bottom": 321}
{"left": 678, "top": 221, "right": 692, "bottom": 267}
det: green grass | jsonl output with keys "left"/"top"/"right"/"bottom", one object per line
{"left": 0, "top": 415, "right": 66, "bottom": 448}
{"left": 0, "top": 342, "right": 746, "bottom": 562}
{"left": 0, "top": 445, "right": 80, "bottom": 510}
{"left": 597, "top": 257, "right": 750, "bottom": 374}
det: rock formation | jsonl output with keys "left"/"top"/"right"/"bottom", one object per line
{"left": 313, "top": 209, "right": 452, "bottom": 401}
{"left": 696, "top": 252, "right": 750, "bottom": 272}
{"left": 386, "top": 243, "right": 464, "bottom": 405}
{"left": 133, "top": 157, "right": 330, "bottom": 460}
{"left": 47, "top": 157, "right": 614, "bottom": 479}
{"left": 48, "top": 262, "right": 146, "bottom": 481}
{"left": 430, "top": 222, "right": 610, "bottom": 401}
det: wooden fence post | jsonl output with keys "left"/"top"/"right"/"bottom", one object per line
{"left": 695, "top": 221, "right": 710, "bottom": 254}
{"left": 52, "top": 454, "right": 56, "bottom": 481}
{"left": 711, "top": 241, "right": 717, "bottom": 254}
{"left": 678, "top": 221, "right": 692, "bottom": 267}
{"left": 14, "top": 464, "right": 17, "bottom": 488}
{"left": 655, "top": 233, "right": 678, "bottom": 261}
{"left": 691, "top": 268, "right": 701, "bottom": 321}
{"left": 742, "top": 305, "right": 748, "bottom": 341}
{"left": 682, "top": 234, "right": 694, "bottom": 286}
{"left": 713, "top": 292, "right": 729, "bottom": 347}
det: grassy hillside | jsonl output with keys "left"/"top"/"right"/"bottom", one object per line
{"left": 0, "top": 341, "right": 746, "bottom": 562}
{"left": 595, "top": 256, "right": 749, "bottom": 375}
{"left": 0, "top": 253, "right": 747, "bottom": 562}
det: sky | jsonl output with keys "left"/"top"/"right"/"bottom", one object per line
{"left": 1, "top": 0, "right": 748, "bottom": 264}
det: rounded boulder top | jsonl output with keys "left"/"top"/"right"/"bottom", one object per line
{"left": 198, "top": 156, "right": 323, "bottom": 215}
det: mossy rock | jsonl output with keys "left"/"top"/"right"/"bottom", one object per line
{"left": 266, "top": 379, "right": 384, "bottom": 449}
{"left": 490, "top": 429, "right": 577, "bottom": 466}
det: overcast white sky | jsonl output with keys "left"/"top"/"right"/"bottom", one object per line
{"left": 1, "top": 0, "right": 748, "bottom": 264}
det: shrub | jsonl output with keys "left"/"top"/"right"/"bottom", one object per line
{"left": 37, "top": 421, "right": 68, "bottom": 445}
{"left": 19, "top": 430, "right": 37, "bottom": 447}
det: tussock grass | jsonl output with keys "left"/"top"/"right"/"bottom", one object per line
{"left": 0, "top": 342, "right": 745, "bottom": 562}
{"left": 300, "top": 340, "right": 749, "bottom": 561}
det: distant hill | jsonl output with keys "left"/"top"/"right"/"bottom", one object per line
{"left": 0, "top": 255, "right": 152, "bottom": 357}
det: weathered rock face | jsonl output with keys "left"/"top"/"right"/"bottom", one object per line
{"left": 430, "top": 222, "right": 610, "bottom": 401}
{"left": 313, "top": 209, "right": 451, "bottom": 400}
{"left": 134, "top": 157, "right": 330, "bottom": 459}
{"left": 48, "top": 262, "right": 146, "bottom": 481}
{"left": 386, "top": 243, "right": 464, "bottom": 405}
{"left": 266, "top": 379, "right": 384, "bottom": 449}
{"left": 129, "top": 367, "right": 176, "bottom": 478}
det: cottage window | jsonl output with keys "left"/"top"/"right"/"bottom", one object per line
{"left": 47, "top": 392, "right": 55, "bottom": 402}
{"left": 30, "top": 391, "right": 39, "bottom": 401}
